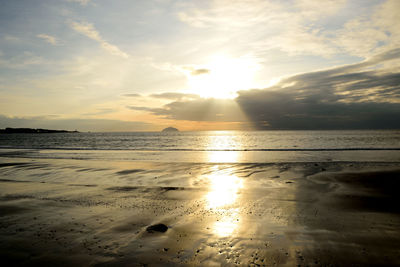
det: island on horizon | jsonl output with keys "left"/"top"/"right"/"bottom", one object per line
{"left": 161, "top": 127, "right": 179, "bottom": 132}
{"left": 0, "top": 127, "right": 79, "bottom": 134}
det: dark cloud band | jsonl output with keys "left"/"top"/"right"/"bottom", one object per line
{"left": 129, "top": 48, "right": 400, "bottom": 129}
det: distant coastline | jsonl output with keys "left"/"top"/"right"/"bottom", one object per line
{"left": 0, "top": 127, "right": 78, "bottom": 134}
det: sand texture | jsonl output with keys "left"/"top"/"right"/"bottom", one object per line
{"left": 0, "top": 158, "right": 400, "bottom": 266}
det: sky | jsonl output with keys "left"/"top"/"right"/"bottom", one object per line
{"left": 0, "top": 0, "right": 399, "bottom": 131}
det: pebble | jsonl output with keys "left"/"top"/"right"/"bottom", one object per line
{"left": 146, "top": 223, "right": 168, "bottom": 233}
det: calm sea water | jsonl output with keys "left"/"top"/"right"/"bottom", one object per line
{"left": 0, "top": 130, "right": 399, "bottom": 162}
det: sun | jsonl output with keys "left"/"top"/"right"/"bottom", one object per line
{"left": 187, "top": 54, "right": 260, "bottom": 99}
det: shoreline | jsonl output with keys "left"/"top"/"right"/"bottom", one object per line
{"left": 1, "top": 148, "right": 400, "bottom": 163}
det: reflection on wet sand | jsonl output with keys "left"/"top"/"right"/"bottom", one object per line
{"left": 213, "top": 208, "right": 240, "bottom": 237}
{"left": 206, "top": 173, "right": 243, "bottom": 237}
{"left": 206, "top": 174, "right": 243, "bottom": 209}
{"left": 205, "top": 136, "right": 244, "bottom": 237}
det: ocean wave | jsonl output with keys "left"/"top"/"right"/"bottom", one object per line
{"left": 0, "top": 146, "right": 399, "bottom": 151}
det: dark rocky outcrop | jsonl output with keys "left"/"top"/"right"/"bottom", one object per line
{"left": 161, "top": 127, "right": 179, "bottom": 132}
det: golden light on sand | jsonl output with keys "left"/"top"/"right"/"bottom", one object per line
{"left": 206, "top": 174, "right": 243, "bottom": 237}
{"left": 206, "top": 174, "right": 243, "bottom": 209}
{"left": 213, "top": 208, "right": 241, "bottom": 237}
{"left": 188, "top": 54, "right": 260, "bottom": 99}
{"left": 204, "top": 133, "right": 244, "bottom": 236}
{"left": 207, "top": 150, "right": 240, "bottom": 163}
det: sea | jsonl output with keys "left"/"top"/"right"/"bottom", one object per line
{"left": 0, "top": 130, "right": 399, "bottom": 163}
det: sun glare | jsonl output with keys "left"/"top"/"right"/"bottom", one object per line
{"left": 206, "top": 174, "right": 243, "bottom": 209}
{"left": 205, "top": 173, "right": 243, "bottom": 237}
{"left": 187, "top": 54, "right": 260, "bottom": 99}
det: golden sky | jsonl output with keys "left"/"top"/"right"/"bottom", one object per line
{"left": 0, "top": 0, "right": 399, "bottom": 131}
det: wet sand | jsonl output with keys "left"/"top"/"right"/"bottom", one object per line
{"left": 0, "top": 157, "right": 400, "bottom": 266}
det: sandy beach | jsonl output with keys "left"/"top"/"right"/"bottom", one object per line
{"left": 0, "top": 156, "right": 399, "bottom": 266}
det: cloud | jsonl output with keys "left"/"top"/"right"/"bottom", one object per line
{"left": 127, "top": 106, "right": 160, "bottom": 112}
{"left": 126, "top": 48, "right": 400, "bottom": 129}
{"left": 328, "top": 0, "right": 400, "bottom": 57}
{"left": 181, "top": 66, "right": 210, "bottom": 76}
{"left": 178, "top": 0, "right": 285, "bottom": 29}
{"left": 128, "top": 97, "right": 247, "bottom": 122}
{"left": 177, "top": 0, "right": 398, "bottom": 59}
{"left": 81, "top": 108, "right": 116, "bottom": 116}
{"left": 70, "top": 21, "right": 129, "bottom": 58}
{"left": 295, "top": 0, "right": 347, "bottom": 19}
{"left": 123, "top": 92, "right": 199, "bottom": 100}
{"left": 0, "top": 114, "right": 154, "bottom": 132}
{"left": 67, "top": 0, "right": 91, "bottom": 6}
{"left": 176, "top": 0, "right": 341, "bottom": 57}
{"left": 4, "top": 35, "right": 20, "bottom": 42}
{"left": 0, "top": 52, "right": 47, "bottom": 69}
{"left": 191, "top": 68, "right": 210, "bottom": 75}
{"left": 122, "top": 93, "right": 142, "bottom": 97}
{"left": 37, "top": 34, "right": 58, "bottom": 45}
{"left": 149, "top": 92, "right": 200, "bottom": 100}
{"left": 236, "top": 48, "right": 400, "bottom": 129}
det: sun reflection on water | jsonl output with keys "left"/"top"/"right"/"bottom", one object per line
{"left": 205, "top": 132, "right": 243, "bottom": 163}
{"left": 207, "top": 150, "right": 240, "bottom": 163}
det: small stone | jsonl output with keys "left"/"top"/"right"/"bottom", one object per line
{"left": 146, "top": 223, "right": 168, "bottom": 233}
